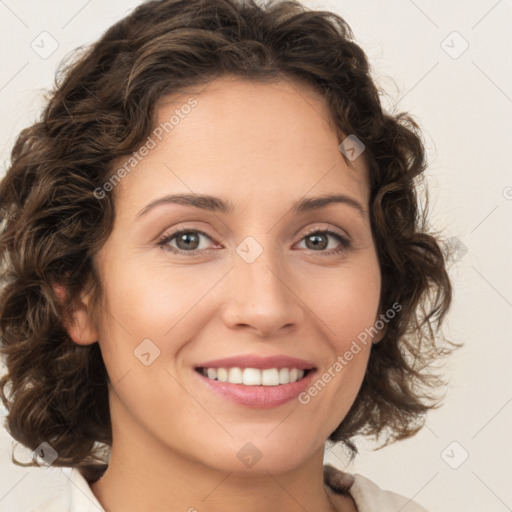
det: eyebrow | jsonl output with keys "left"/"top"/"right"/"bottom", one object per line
{"left": 136, "top": 193, "right": 367, "bottom": 219}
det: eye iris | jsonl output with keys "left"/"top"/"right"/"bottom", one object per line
{"left": 306, "top": 233, "right": 328, "bottom": 250}
{"left": 177, "top": 232, "right": 200, "bottom": 250}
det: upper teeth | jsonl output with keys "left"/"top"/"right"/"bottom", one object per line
{"left": 201, "top": 367, "right": 306, "bottom": 386}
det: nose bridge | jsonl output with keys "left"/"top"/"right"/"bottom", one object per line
{"left": 221, "top": 233, "right": 302, "bottom": 336}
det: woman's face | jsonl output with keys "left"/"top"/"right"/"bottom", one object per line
{"left": 84, "top": 75, "right": 382, "bottom": 474}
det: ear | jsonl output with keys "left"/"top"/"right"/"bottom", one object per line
{"left": 53, "top": 283, "right": 99, "bottom": 346}
{"left": 372, "top": 311, "right": 388, "bottom": 345}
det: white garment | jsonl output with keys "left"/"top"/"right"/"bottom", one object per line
{"left": 28, "top": 465, "right": 429, "bottom": 512}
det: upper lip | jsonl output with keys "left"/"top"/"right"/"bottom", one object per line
{"left": 195, "top": 354, "right": 316, "bottom": 370}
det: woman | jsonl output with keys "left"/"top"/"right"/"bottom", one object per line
{"left": 0, "top": 0, "right": 455, "bottom": 510}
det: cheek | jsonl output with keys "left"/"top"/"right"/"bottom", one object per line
{"left": 303, "top": 258, "right": 381, "bottom": 343}
{"left": 93, "top": 263, "right": 200, "bottom": 426}
{"left": 94, "top": 259, "right": 219, "bottom": 377}
{"left": 297, "top": 258, "right": 380, "bottom": 400}
{"left": 99, "top": 257, "right": 204, "bottom": 332}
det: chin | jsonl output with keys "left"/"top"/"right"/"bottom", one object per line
{"left": 192, "top": 432, "right": 323, "bottom": 476}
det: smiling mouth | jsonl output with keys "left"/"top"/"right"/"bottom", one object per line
{"left": 195, "top": 367, "right": 314, "bottom": 386}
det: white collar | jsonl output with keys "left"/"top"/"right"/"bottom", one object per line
{"left": 60, "top": 467, "right": 105, "bottom": 511}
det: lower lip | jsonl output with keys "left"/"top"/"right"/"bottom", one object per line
{"left": 194, "top": 369, "right": 316, "bottom": 408}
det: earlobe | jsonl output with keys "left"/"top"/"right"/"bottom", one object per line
{"left": 52, "top": 283, "right": 99, "bottom": 345}
{"left": 372, "top": 311, "right": 388, "bottom": 344}
{"left": 372, "top": 330, "right": 385, "bottom": 344}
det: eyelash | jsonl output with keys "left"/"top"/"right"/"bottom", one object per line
{"left": 156, "top": 226, "right": 352, "bottom": 256}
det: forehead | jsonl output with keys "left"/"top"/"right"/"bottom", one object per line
{"left": 112, "top": 75, "right": 370, "bottom": 215}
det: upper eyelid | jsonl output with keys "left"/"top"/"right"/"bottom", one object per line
{"left": 301, "top": 225, "right": 349, "bottom": 239}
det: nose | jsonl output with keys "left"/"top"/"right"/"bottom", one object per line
{"left": 219, "top": 244, "right": 304, "bottom": 338}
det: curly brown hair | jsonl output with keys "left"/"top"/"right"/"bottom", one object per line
{"left": 0, "top": 0, "right": 456, "bottom": 481}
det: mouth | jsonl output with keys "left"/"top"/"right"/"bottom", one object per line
{"left": 193, "top": 358, "right": 318, "bottom": 408}
{"left": 195, "top": 366, "right": 314, "bottom": 386}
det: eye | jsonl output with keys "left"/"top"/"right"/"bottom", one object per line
{"left": 157, "top": 227, "right": 352, "bottom": 256}
{"left": 295, "top": 228, "right": 352, "bottom": 255}
{"left": 157, "top": 229, "right": 216, "bottom": 255}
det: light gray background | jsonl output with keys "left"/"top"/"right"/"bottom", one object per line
{"left": 0, "top": 1, "right": 511, "bottom": 511}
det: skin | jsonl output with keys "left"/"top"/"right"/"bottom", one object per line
{"left": 66, "top": 75, "right": 383, "bottom": 512}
